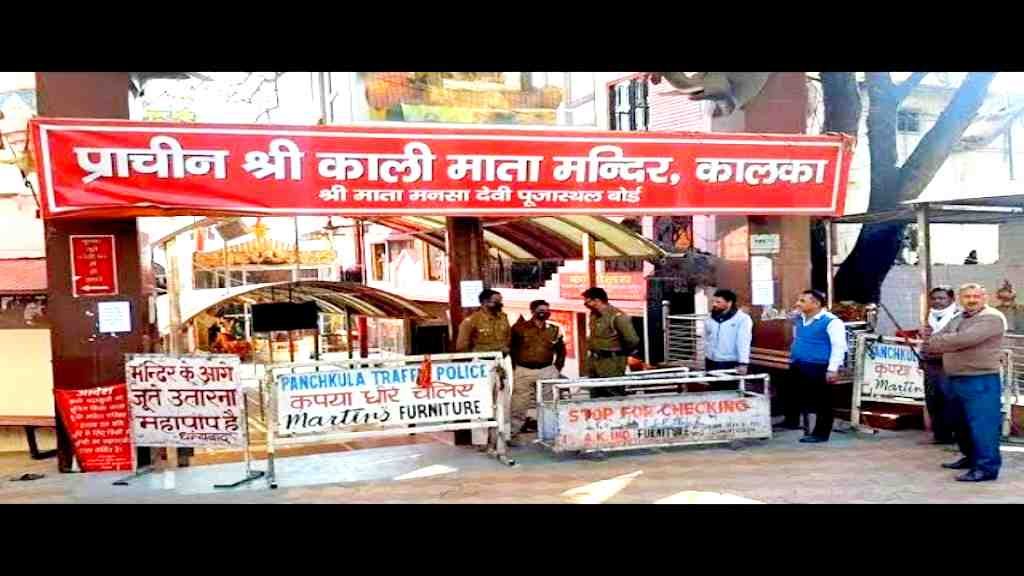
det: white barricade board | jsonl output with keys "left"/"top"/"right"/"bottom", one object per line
{"left": 860, "top": 339, "right": 925, "bottom": 401}
{"left": 275, "top": 361, "right": 495, "bottom": 437}
{"left": 544, "top": 391, "right": 771, "bottom": 452}
{"left": 126, "top": 354, "right": 245, "bottom": 447}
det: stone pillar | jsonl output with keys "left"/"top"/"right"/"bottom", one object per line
{"left": 445, "top": 217, "right": 487, "bottom": 446}
{"left": 37, "top": 72, "right": 150, "bottom": 472}
{"left": 445, "top": 217, "right": 487, "bottom": 338}
{"left": 709, "top": 73, "right": 810, "bottom": 312}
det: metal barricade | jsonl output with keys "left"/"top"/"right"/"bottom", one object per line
{"left": 663, "top": 313, "right": 707, "bottom": 370}
{"left": 842, "top": 322, "right": 872, "bottom": 382}
{"left": 261, "top": 352, "right": 514, "bottom": 488}
{"left": 536, "top": 369, "right": 772, "bottom": 454}
{"left": 1004, "top": 334, "right": 1024, "bottom": 404}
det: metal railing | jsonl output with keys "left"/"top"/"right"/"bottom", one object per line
{"left": 663, "top": 311, "right": 871, "bottom": 378}
{"left": 663, "top": 313, "right": 706, "bottom": 370}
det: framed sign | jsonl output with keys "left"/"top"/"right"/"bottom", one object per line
{"left": 70, "top": 235, "right": 118, "bottom": 297}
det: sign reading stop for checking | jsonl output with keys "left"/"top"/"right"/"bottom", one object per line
{"left": 70, "top": 235, "right": 118, "bottom": 297}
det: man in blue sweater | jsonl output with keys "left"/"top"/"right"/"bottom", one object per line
{"left": 782, "top": 289, "right": 847, "bottom": 443}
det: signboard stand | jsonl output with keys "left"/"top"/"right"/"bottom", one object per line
{"left": 851, "top": 334, "right": 1016, "bottom": 439}
{"left": 263, "top": 352, "right": 513, "bottom": 490}
{"left": 116, "top": 354, "right": 257, "bottom": 490}
{"left": 536, "top": 369, "right": 772, "bottom": 454}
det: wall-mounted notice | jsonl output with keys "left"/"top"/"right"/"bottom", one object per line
{"left": 54, "top": 384, "right": 134, "bottom": 472}
{"left": 97, "top": 301, "right": 132, "bottom": 334}
{"left": 459, "top": 280, "right": 485, "bottom": 308}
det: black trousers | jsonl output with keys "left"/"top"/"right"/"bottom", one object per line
{"left": 923, "top": 362, "right": 956, "bottom": 443}
{"left": 784, "top": 361, "right": 833, "bottom": 439}
{"left": 705, "top": 359, "right": 740, "bottom": 391}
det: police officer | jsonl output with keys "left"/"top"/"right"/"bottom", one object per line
{"left": 454, "top": 288, "right": 511, "bottom": 447}
{"left": 510, "top": 300, "right": 566, "bottom": 443}
{"left": 456, "top": 289, "right": 511, "bottom": 354}
{"left": 582, "top": 287, "right": 640, "bottom": 397}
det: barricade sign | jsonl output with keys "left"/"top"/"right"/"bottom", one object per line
{"left": 851, "top": 334, "right": 1016, "bottom": 438}
{"left": 126, "top": 355, "right": 245, "bottom": 447}
{"left": 537, "top": 369, "right": 772, "bottom": 454}
{"left": 264, "top": 352, "right": 513, "bottom": 489}
{"left": 121, "top": 354, "right": 261, "bottom": 488}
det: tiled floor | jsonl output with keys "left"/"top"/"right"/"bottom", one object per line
{"left": 2, "top": 430, "right": 1022, "bottom": 503}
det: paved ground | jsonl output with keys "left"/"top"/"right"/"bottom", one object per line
{"left": 2, "top": 428, "right": 1023, "bottom": 503}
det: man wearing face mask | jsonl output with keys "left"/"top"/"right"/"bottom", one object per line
{"left": 920, "top": 286, "right": 960, "bottom": 445}
{"left": 704, "top": 289, "right": 753, "bottom": 378}
{"left": 456, "top": 289, "right": 511, "bottom": 355}
{"left": 582, "top": 287, "right": 641, "bottom": 396}
{"left": 510, "top": 300, "right": 566, "bottom": 442}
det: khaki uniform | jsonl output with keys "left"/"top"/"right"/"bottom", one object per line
{"left": 510, "top": 320, "right": 566, "bottom": 434}
{"left": 586, "top": 305, "right": 640, "bottom": 396}
{"left": 455, "top": 309, "right": 511, "bottom": 354}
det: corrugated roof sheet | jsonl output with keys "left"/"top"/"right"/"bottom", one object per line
{"left": 368, "top": 215, "right": 665, "bottom": 262}
{"left": 0, "top": 258, "right": 47, "bottom": 293}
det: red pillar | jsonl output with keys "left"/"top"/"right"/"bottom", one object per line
{"left": 36, "top": 73, "right": 150, "bottom": 472}
{"left": 445, "top": 217, "right": 487, "bottom": 446}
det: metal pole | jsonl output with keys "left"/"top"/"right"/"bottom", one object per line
{"left": 662, "top": 300, "right": 671, "bottom": 364}
{"left": 917, "top": 205, "right": 933, "bottom": 327}
{"left": 293, "top": 216, "right": 301, "bottom": 281}
{"left": 825, "top": 218, "right": 835, "bottom": 309}
{"left": 223, "top": 240, "right": 230, "bottom": 295}
{"left": 346, "top": 308, "right": 355, "bottom": 360}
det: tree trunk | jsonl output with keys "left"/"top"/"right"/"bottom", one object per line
{"left": 812, "top": 73, "right": 862, "bottom": 294}
{"left": 834, "top": 72, "right": 997, "bottom": 303}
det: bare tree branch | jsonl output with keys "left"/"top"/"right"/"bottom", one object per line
{"left": 893, "top": 72, "right": 929, "bottom": 103}
{"left": 821, "top": 72, "right": 861, "bottom": 136}
{"left": 895, "top": 72, "right": 997, "bottom": 203}
{"left": 866, "top": 73, "right": 901, "bottom": 211}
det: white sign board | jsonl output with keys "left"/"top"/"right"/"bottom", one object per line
{"left": 752, "top": 281, "right": 775, "bottom": 306}
{"left": 751, "top": 234, "right": 781, "bottom": 255}
{"left": 860, "top": 341, "right": 925, "bottom": 400}
{"left": 126, "top": 355, "right": 245, "bottom": 447}
{"left": 551, "top": 391, "right": 771, "bottom": 452}
{"left": 275, "top": 361, "right": 495, "bottom": 436}
{"left": 751, "top": 256, "right": 773, "bottom": 282}
{"left": 98, "top": 301, "right": 132, "bottom": 333}
{"left": 459, "top": 280, "right": 485, "bottom": 307}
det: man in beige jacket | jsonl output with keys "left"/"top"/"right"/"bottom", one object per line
{"left": 922, "top": 283, "right": 1007, "bottom": 482}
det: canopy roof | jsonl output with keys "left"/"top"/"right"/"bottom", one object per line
{"left": 370, "top": 215, "right": 665, "bottom": 261}
{"left": 182, "top": 280, "right": 435, "bottom": 324}
{"left": 835, "top": 184, "right": 1024, "bottom": 226}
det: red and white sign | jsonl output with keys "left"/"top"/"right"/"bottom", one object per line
{"left": 548, "top": 310, "right": 577, "bottom": 359}
{"left": 70, "top": 234, "right": 117, "bottom": 297}
{"left": 554, "top": 391, "right": 771, "bottom": 452}
{"left": 54, "top": 384, "right": 134, "bottom": 472}
{"left": 560, "top": 271, "right": 647, "bottom": 301}
{"left": 30, "top": 118, "right": 854, "bottom": 220}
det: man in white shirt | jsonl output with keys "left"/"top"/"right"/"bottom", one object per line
{"left": 781, "top": 289, "right": 847, "bottom": 443}
{"left": 704, "top": 289, "right": 753, "bottom": 378}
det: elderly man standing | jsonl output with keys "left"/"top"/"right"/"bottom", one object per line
{"left": 923, "top": 283, "right": 1007, "bottom": 482}
{"left": 921, "top": 286, "right": 961, "bottom": 445}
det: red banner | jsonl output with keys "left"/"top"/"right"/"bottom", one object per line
{"left": 560, "top": 272, "right": 647, "bottom": 301}
{"left": 70, "top": 234, "right": 118, "bottom": 297}
{"left": 54, "top": 384, "right": 134, "bottom": 472}
{"left": 31, "top": 118, "right": 854, "bottom": 220}
{"left": 548, "top": 310, "right": 577, "bottom": 359}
